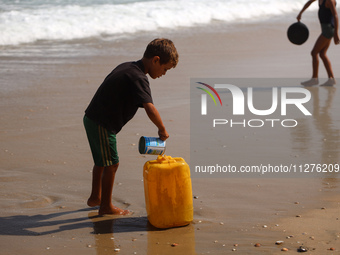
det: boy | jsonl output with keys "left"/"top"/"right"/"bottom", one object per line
{"left": 83, "top": 38, "right": 179, "bottom": 215}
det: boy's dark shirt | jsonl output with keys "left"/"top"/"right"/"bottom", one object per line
{"left": 85, "top": 60, "right": 153, "bottom": 134}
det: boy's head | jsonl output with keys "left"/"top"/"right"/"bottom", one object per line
{"left": 143, "top": 38, "right": 178, "bottom": 67}
{"left": 142, "top": 38, "right": 179, "bottom": 79}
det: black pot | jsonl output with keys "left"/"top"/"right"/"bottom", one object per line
{"left": 287, "top": 21, "right": 309, "bottom": 45}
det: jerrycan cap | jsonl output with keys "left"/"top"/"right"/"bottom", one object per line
{"left": 157, "top": 155, "right": 177, "bottom": 163}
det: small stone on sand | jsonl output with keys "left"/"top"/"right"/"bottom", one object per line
{"left": 297, "top": 246, "right": 308, "bottom": 252}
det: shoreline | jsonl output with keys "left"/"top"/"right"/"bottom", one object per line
{"left": 1, "top": 10, "right": 340, "bottom": 255}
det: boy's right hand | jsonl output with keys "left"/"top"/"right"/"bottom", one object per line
{"left": 158, "top": 129, "right": 169, "bottom": 141}
{"left": 143, "top": 102, "right": 169, "bottom": 141}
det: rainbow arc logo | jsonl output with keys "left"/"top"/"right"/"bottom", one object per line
{"left": 196, "top": 82, "right": 222, "bottom": 115}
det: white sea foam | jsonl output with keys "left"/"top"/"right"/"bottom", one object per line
{"left": 0, "top": 0, "right": 315, "bottom": 46}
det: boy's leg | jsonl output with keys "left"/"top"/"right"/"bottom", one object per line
{"left": 99, "top": 163, "right": 131, "bottom": 215}
{"left": 87, "top": 165, "right": 104, "bottom": 207}
{"left": 88, "top": 163, "right": 131, "bottom": 215}
{"left": 83, "top": 115, "right": 129, "bottom": 215}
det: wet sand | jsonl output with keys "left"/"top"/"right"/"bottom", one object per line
{"left": 1, "top": 11, "right": 340, "bottom": 255}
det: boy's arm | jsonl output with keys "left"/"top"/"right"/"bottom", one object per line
{"left": 297, "top": 0, "right": 316, "bottom": 21}
{"left": 143, "top": 102, "right": 169, "bottom": 141}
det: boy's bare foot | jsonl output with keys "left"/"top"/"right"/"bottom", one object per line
{"left": 320, "top": 78, "right": 336, "bottom": 87}
{"left": 98, "top": 205, "right": 132, "bottom": 216}
{"left": 87, "top": 197, "right": 101, "bottom": 207}
{"left": 301, "top": 78, "right": 319, "bottom": 86}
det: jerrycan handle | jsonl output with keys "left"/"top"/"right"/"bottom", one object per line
{"left": 157, "top": 155, "right": 177, "bottom": 164}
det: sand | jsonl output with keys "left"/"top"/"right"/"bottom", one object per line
{"left": 1, "top": 11, "right": 340, "bottom": 255}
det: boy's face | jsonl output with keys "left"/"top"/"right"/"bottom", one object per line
{"left": 149, "top": 56, "right": 174, "bottom": 79}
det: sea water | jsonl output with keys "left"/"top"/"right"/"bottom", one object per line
{"left": 0, "top": 0, "right": 315, "bottom": 46}
{"left": 0, "top": 0, "right": 317, "bottom": 93}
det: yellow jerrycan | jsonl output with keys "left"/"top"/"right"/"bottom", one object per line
{"left": 143, "top": 155, "right": 193, "bottom": 229}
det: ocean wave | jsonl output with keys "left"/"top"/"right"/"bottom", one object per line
{"left": 0, "top": 0, "right": 313, "bottom": 46}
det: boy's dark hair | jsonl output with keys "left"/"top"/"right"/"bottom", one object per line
{"left": 143, "top": 38, "right": 179, "bottom": 67}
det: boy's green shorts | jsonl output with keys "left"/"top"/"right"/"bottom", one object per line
{"left": 83, "top": 115, "right": 119, "bottom": 167}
